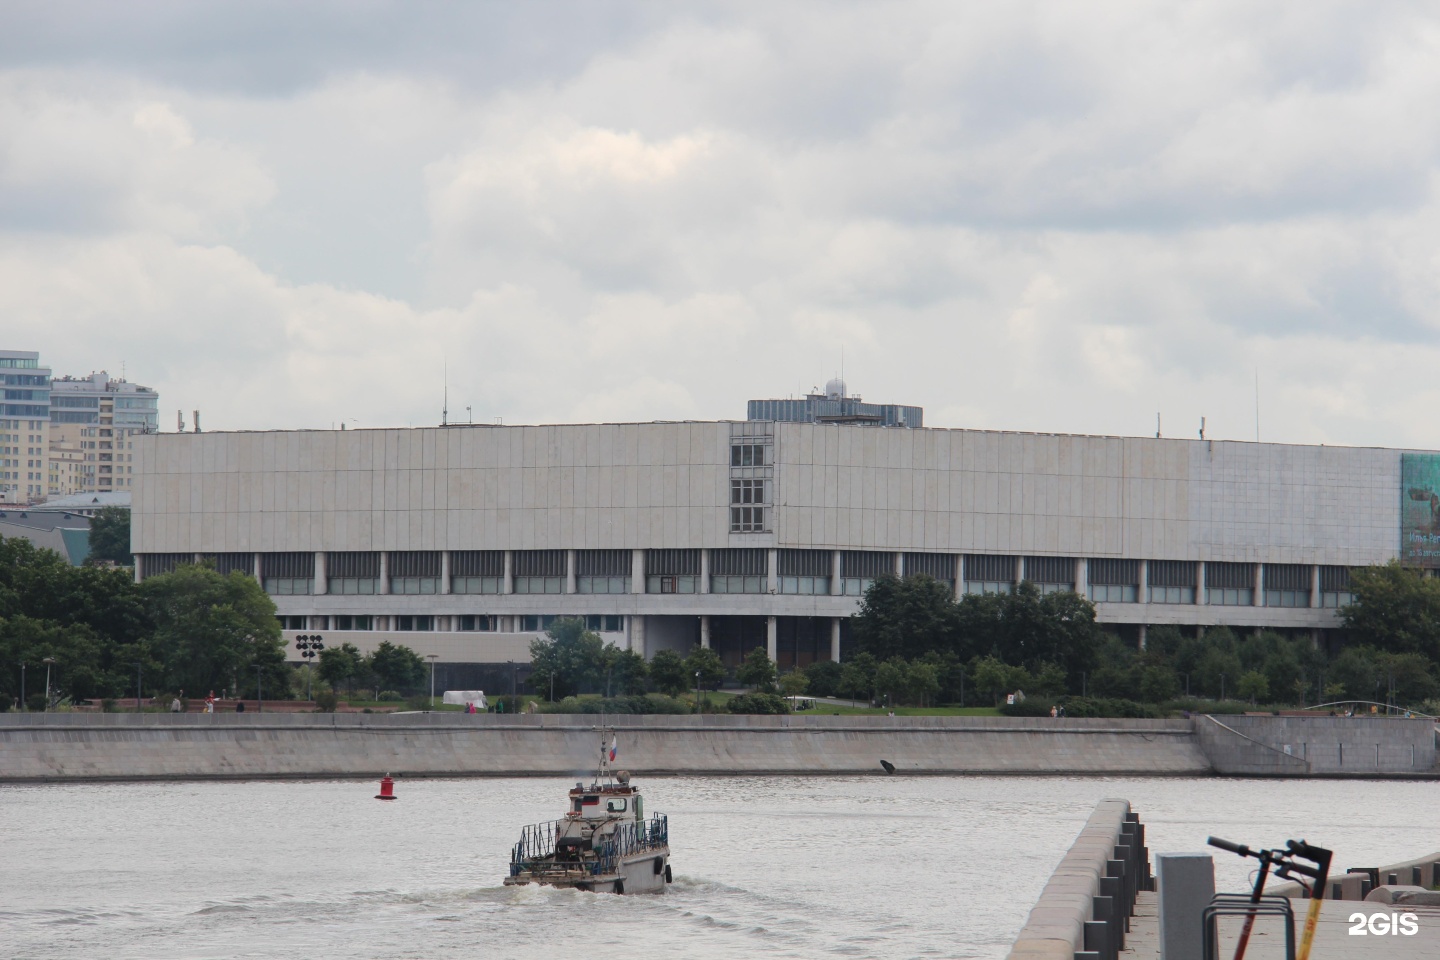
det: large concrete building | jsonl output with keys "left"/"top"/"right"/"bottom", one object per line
{"left": 129, "top": 419, "right": 1439, "bottom": 670}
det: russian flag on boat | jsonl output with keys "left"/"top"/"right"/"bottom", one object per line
{"left": 609, "top": 736, "right": 617, "bottom": 762}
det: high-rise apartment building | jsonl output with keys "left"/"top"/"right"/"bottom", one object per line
{"left": 48, "top": 372, "right": 159, "bottom": 496}
{"left": 0, "top": 350, "right": 51, "bottom": 504}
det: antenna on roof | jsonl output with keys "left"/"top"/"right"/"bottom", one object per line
{"left": 442, "top": 362, "right": 449, "bottom": 426}
{"left": 1199, "top": 416, "right": 1206, "bottom": 440}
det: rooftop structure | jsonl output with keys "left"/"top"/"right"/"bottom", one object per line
{"left": 747, "top": 378, "right": 922, "bottom": 427}
{"left": 48, "top": 371, "right": 157, "bottom": 497}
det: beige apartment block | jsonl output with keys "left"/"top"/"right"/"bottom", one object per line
{"left": 0, "top": 349, "right": 51, "bottom": 505}
{"left": 48, "top": 372, "right": 157, "bottom": 496}
{"left": 130, "top": 420, "right": 1429, "bottom": 669}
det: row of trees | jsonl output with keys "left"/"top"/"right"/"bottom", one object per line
{"left": 842, "top": 564, "right": 1440, "bottom": 709}
{"left": 0, "top": 539, "right": 290, "bottom": 707}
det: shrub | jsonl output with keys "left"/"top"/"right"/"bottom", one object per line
{"left": 1060, "top": 696, "right": 1162, "bottom": 719}
{"left": 0, "top": 694, "right": 11, "bottom": 712}
{"left": 26, "top": 693, "right": 47, "bottom": 712}
{"left": 999, "top": 699, "right": 1059, "bottom": 718}
{"left": 101, "top": 698, "right": 117, "bottom": 713}
{"left": 405, "top": 694, "right": 432, "bottom": 711}
{"left": 726, "top": 693, "right": 790, "bottom": 715}
{"left": 377, "top": 690, "right": 405, "bottom": 702}
{"left": 538, "top": 694, "right": 690, "bottom": 715}
{"left": 313, "top": 690, "right": 339, "bottom": 712}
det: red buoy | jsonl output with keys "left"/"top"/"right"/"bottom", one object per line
{"left": 375, "top": 775, "right": 396, "bottom": 801}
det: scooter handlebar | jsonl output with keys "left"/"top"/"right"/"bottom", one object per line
{"left": 1207, "top": 836, "right": 1251, "bottom": 856}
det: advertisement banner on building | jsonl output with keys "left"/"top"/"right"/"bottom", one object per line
{"left": 1400, "top": 452, "right": 1440, "bottom": 566}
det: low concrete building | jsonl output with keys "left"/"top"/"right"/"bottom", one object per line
{"left": 128, "top": 417, "right": 1439, "bottom": 669}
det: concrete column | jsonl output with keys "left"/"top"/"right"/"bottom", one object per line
{"left": 630, "top": 549, "right": 644, "bottom": 594}
{"left": 1015, "top": 555, "right": 1024, "bottom": 587}
{"left": 766, "top": 615, "right": 778, "bottom": 660}
{"left": 895, "top": 552, "right": 905, "bottom": 577}
{"left": 253, "top": 552, "right": 262, "bottom": 583}
{"left": 700, "top": 615, "right": 711, "bottom": 649}
{"left": 1199, "top": 562, "right": 1209, "bottom": 605}
{"left": 314, "top": 551, "right": 327, "bottom": 596}
{"left": 953, "top": 554, "right": 963, "bottom": 599}
{"left": 767, "top": 548, "right": 779, "bottom": 594}
{"left": 440, "top": 550, "right": 450, "bottom": 595}
{"left": 565, "top": 549, "right": 577, "bottom": 594}
{"left": 1253, "top": 562, "right": 1263, "bottom": 606}
{"left": 633, "top": 615, "right": 647, "bottom": 658}
{"left": 1138, "top": 624, "right": 1148, "bottom": 651}
{"left": 1310, "top": 563, "right": 1321, "bottom": 608}
{"left": 378, "top": 551, "right": 389, "bottom": 595}
{"left": 831, "top": 550, "right": 842, "bottom": 596}
{"left": 1075, "top": 557, "right": 1088, "bottom": 598}
{"left": 830, "top": 617, "right": 841, "bottom": 662}
{"left": 504, "top": 550, "right": 515, "bottom": 594}
{"left": 699, "top": 548, "right": 710, "bottom": 594}
{"left": 1138, "top": 559, "right": 1149, "bottom": 604}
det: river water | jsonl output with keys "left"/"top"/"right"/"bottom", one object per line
{"left": 3, "top": 775, "right": 1436, "bottom": 959}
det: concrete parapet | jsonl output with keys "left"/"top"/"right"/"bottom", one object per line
{"left": 1194, "top": 715, "right": 1310, "bottom": 776}
{"left": 1007, "top": 798, "right": 1148, "bottom": 960}
{"left": 0, "top": 715, "right": 1211, "bottom": 781}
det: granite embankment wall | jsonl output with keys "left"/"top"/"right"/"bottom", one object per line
{"left": 1198, "top": 714, "right": 1439, "bottom": 776}
{"left": 0, "top": 714, "right": 1206, "bottom": 782}
{"left": 1, "top": 714, "right": 1435, "bottom": 782}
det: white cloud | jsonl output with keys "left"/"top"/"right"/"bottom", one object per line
{"left": 7, "top": 3, "right": 1440, "bottom": 449}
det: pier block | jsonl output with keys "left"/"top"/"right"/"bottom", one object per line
{"left": 1156, "top": 853, "right": 1214, "bottom": 960}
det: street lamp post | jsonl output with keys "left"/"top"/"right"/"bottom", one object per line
{"left": 134, "top": 662, "right": 143, "bottom": 712}
{"left": 254, "top": 664, "right": 264, "bottom": 713}
{"left": 427, "top": 654, "right": 439, "bottom": 709}
{"left": 42, "top": 657, "right": 55, "bottom": 712}
{"left": 1220, "top": 673, "right": 1226, "bottom": 702}
{"left": 295, "top": 634, "right": 325, "bottom": 701}
{"left": 694, "top": 670, "right": 701, "bottom": 714}
{"left": 18, "top": 662, "right": 25, "bottom": 712}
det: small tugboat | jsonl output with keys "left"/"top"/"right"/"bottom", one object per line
{"left": 504, "top": 729, "right": 671, "bottom": 894}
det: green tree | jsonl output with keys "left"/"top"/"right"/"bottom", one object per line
{"left": 142, "top": 564, "right": 285, "bottom": 698}
{"left": 853, "top": 574, "right": 961, "bottom": 661}
{"left": 874, "top": 657, "right": 907, "bottom": 707}
{"left": 1137, "top": 665, "right": 1180, "bottom": 703}
{"left": 648, "top": 649, "right": 690, "bottom": 697}
{"left": 778, "top": 670, "right": 809, "bottom": 698}
{"left": 610, "top": 648, "right": 649, "bottom": 696}
{"left": 1342, "top": 561, "right": 1440, "bottom": 662}
{"left": 685, "top": 645, "right": 726, "bottom": 692}
{"left": 970, "top": 655, "right": 1030, "bottom": 706}
{"left": 839, "top": 651, "right": 878, "bottom": 705}
{"left": 803, "top": 659, "right": 842, "bottom": 698}
{"left": 87, "top": 506, "right": 133, "bottom": 566}
{"left": 527, "top": 617, "right": 605, "bottom": 698}
{"left": 318, "top": 642, "right": 363, "bottom": 694}
{"left": 904, "top": 660, "right": 940, "bottom": 707}
{"left": 1237, "top": 670, "right": 1269, "bottom": 706}
{"left": 367, "top": 641, "right": 425, "bottom": 693}
{"left": 0, "top": 615, "right": 118, "bottom": 703}
{"left": 736, "top": 646, "right": 778, "bottom": 692}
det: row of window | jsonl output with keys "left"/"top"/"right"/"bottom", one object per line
{"left": 277, "top": 613, "right": 627, "bottom": 633}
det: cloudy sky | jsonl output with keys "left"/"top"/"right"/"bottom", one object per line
{"left": 6, "top": 2, "right": 1440, "bottom": 446}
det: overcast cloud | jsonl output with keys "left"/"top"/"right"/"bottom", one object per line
{"left": 5, "top": 1, "right": 1440, "bottom": 447}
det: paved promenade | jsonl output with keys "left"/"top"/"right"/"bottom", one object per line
{"left": 1120, "top": 890, "right": 1440, "bottom": 959}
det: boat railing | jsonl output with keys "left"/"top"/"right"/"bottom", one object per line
{"left": 510, "top": 814, "right": 668, "bottom": 878}
{"left": 593, "top": 815, "right": 669, "bottom": 874}
{"left": 510, "top": 819, "right": 562, "bottom": 871}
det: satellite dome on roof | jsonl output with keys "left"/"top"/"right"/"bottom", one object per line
{"left": 824, "top": 377, "right": 847, "bottom": 400}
